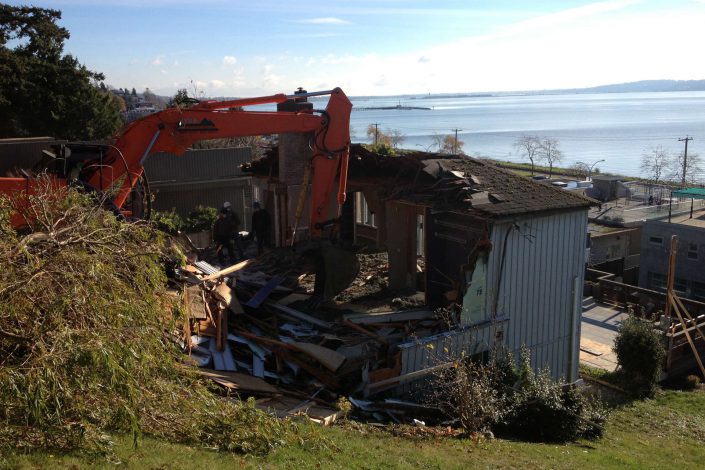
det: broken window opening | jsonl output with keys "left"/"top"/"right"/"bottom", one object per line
{"left": 355, "top": 192, "right": 376, "bottom": 228}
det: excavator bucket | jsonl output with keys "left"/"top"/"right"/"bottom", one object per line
{"left": 313, "top": 244, "right": 360, "bottom": 302}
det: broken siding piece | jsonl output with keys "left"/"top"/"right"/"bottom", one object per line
{"left": 208, "top": 338, "right": 237, "bottom": 371}
{"left": 245, "top": 275, "right": 286, "bottom": 308}
{"left": 269, "top": 302, "right": 333, "bottom": 329}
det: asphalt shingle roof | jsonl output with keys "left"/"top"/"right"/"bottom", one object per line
{"left": 348, "top": 145, "right": 597, "bottom": 218}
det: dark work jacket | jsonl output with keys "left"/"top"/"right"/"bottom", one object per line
{"left": 213, "top": 216, "right": 233, "bottom": 243}
{"left": 252, "top": 209, "right": 270, "bottom": 236}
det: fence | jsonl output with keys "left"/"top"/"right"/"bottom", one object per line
{"left": 586, "top": 268, "right": 705, "bottom": 377}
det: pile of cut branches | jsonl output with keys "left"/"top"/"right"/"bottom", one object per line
{"left": 0, "top": 177, "right": 310, "bottom": 457}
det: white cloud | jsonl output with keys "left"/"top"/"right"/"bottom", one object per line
{"left": 210, "top": 79, "right": 225, "bottom": 89}
{"left": 418, "top": 56, "right": 431, "bottom": 64}
{"left": 223, "top": 55, "right": 237, "bottom": 66}
{"left": 161, "top": 69, "right": 168, "bottom": 75}
{"left": 150, "top": 55, "right": 165, "bottom": 66}
{"left": 298, "top": 17, "right": 350, "bottom": 25}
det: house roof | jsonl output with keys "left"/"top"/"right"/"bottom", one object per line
{"left": 347, "top": 145, "right": 598, "bottom": 218}
{"left": 243, "top": 144, "right": 598, "bottom": 218}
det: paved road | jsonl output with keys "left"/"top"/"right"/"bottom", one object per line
{"left": 580, "top": 300, "right": 627, "bottom": 371}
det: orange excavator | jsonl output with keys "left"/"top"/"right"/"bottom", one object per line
{"left": 0, "top": 87, "right": 358, "bottom": 300}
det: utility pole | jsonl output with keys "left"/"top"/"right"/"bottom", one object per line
{"left": 678, "top": 136, "right": 693, "bottom": 185}
{"left": 451, "top": 128, "right": 462, "bottom": 154}
{"left": 373, "top": 123, "right": 380, "bottom": 146}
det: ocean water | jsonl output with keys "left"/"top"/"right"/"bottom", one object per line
{"left": 346, "top": 91, "right": 705, "bottom": 179}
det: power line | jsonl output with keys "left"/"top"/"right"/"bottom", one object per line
{"left": 372, "top": 123, "right": 380, "bottom": 145}
{"left": 452, "top": 128, "right": 462, "bottom": 154}
{"left": 678, "top": 136, "right": 694, "bottom": 185}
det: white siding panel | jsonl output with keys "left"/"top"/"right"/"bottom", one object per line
{"left": 486, "top": 210, "right": 587, "bottom": 380}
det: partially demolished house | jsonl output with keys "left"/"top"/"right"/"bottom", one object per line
{"left": 243, "top": 145, "right": 596, "bottom": 385}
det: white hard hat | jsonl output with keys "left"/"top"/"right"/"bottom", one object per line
{"left": 223, "top": 201, "right": 232, "bottom": 209}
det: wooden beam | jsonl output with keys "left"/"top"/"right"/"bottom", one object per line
{"left": 671, "top": 296, "right": 705, "bottom": 377}
{"left": 665, "top": 235, "right": 678, "bottom": 318}
{"left": 201, "top": 259, "right": 252, "bottom": 282}
{"left": 674, "top": 295, "right": 705, "bottom": 344}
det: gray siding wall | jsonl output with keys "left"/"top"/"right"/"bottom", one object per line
{"left": 144, "top": 147, "right": 254, "bottom": 229}
{"left": 639, "top": 220, "right": 705, "bottom": 299}
{"left": 486, "top": 209, "right": 588, "bottom": 381}
{"left": 145, "top": 147, "right": 251, "bottom": 182}
{"left": 151, "top": 179, "right": 253, "bottom": 230}
{"left": 0, "top": 138, "right": 65, "bottom": 174}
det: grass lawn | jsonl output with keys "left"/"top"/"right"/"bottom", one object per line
{"left": 4, "top": 388, "right": 704, "bottom": 469}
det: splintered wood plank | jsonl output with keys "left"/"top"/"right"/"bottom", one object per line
{"left": 197, "top": 368, "right": 280, "bottom": 394}
{"left": 213, "top": 281, "right": 244, "bottom": 314}
{"left": 277, "top": 293, "right": 312, "bottom": 306}
{"left": 185, "top": 285, "right": 207, "bottom": 319}
{"left": 292, "top": 342, "right": 346, "bottom": 372}
{"left": 201, "top": 259, "right": 252, "bottom": 282}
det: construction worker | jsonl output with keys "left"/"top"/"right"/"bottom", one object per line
{"left": 213, "top": 208, "right": 237, "bottom": 266}
{"left": 222, "top": 201, "right": 244, "bottom": 259}
{"left": 251, "top": 201, "right": 270, "bottom": 255}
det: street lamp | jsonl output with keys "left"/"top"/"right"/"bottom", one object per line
{"left": 416, "top": 143, "right": 435, "bottom": 153}
{"left": 577, "top": 159, "right": 605, "bottom": 181}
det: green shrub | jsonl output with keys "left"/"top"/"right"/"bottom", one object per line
{"left": 613, "top": 315, "right": 665, "bottom": 397}
{"left": 0, "top": 179, "right": 313, "bottom": 458}
{"left": 151, "top": 209, "right": 184, "bottom": 234}
{"left": 433, "top": 359, "right": 504, "bottom": 433}
{"left": 432, "top": 348, "right": 606, "bottom": 442}
{"left": 498, "top": 349, "right": 607, "bottom": 442}
{"left": 185, "top": 205, "right": 218, "bottom": 232}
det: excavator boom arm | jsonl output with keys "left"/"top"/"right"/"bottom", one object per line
{"left": 1, "top": 88, "right": 352, "bottom": 236}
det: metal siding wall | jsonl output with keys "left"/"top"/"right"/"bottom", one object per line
{"left": 486, "top": 210, "right": 587, "bottom": 380}
{"left": 152, "top": 179, "right": 253, "bottom": 230}
{"left": 0, "top": 139, "right": 66, "bottom": 174}
{"left": 394, "top": 320, "right": 508, "bottom": 393}
{"left": 145, "top": 147, "right": 251, "bottom": 182}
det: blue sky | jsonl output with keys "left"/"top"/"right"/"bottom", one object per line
{"left": 8, "top": 0, "right": 705, "bottom": 97}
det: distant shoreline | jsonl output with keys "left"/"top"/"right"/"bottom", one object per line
{"left": 346, "top": 79, "right": 705, "bottom": 101}
{"left": 354, "top": 104, "right": 431, "bottom": 111}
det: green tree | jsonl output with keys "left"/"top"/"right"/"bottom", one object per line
{"left": 0, "top": 4, "right": 123, "bottom": 140}
{"left": 169, "top": 88, "right": 198, "bottom": 108}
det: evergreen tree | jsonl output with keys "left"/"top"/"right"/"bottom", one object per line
{"left": 0, "top": 4, "right": 123, "bottom": 140}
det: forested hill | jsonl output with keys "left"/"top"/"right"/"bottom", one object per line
{"left": 551, "top": 79, "right": 705, "bottom": 94}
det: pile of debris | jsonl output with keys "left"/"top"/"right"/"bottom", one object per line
{"left": 172, "top": 257, "right": 449, "bottom": 426}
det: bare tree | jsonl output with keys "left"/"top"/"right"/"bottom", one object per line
{"left": 571, "top": 162, "right": 590, "bottom": 180}
{"left": 669, "top": 151, "right": 703, "bottom": 185}
{"left": 366, "top": 124, "right": 392, "bottom": 147}
{"left": 640, "top": 146, "right": 670, "bottom": 185}
{"left": 539, "top": 138, "right": 563, "bottom": 178}
{"left": 388, "top": 129, "right": 406, "bottom": 149}
{"left": 441, "top": 134, "right": 465, "bottom": 155}
{"left": 513, "top": 135, "right": 542, "bottom": 175}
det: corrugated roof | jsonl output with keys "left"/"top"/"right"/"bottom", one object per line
{"left": 672, "top": 187, "right": 705, "bottom": 199}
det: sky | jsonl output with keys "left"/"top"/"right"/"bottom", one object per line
{"left": 8, "top": 0, "right": 705, "bottom": 97}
